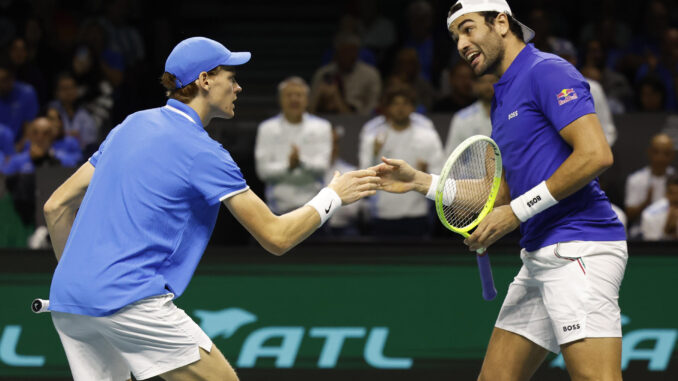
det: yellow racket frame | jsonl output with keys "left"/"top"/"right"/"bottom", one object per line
{"left": 435, "top": 135, "right": 502, "bottom": 238}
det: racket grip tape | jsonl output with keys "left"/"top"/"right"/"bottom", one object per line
{"left": 476, "top": 254, "right": 497, "bottom": 301}
{"left": 31, "top": 298, "right": 50, "bottom": 313}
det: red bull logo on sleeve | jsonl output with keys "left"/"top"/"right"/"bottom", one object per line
{"left": 556, "top": 88, "right": 578, "bottom": 106}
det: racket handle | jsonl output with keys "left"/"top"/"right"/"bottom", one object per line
{"left": 476, "top": 253, "right": 497, "bottom": 301}
{"left": 31, "top": 298, "right": 50, "bottom": 313}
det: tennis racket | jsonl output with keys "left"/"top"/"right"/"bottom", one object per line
{"left": 435, "top": 135, "right": 502, "bottom": 301}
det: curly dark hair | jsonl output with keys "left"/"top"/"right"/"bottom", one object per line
{"left": 479, "top": 11, "right": 524, "bottom": 41}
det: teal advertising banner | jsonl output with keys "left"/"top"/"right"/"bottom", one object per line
{"left": 0, "top": 243, "right": 676, "bottom": 380}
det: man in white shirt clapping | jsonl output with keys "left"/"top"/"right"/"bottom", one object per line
{"left": 641, "top": 174, "right": 678, "bottom": 240}
{"left": 359, "top": 83, "right": 444, "bottom": 237}
{"left": 255, "top": 77, "right": 332, "bottom": 214}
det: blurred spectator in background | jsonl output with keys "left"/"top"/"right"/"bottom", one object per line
{"left": 48, "top": 72, "right": 98, "bottom": 153}
{"left": 310, "top": 33, "right": 381, "bottom": 115}
{"left": 77, "top": 19, "right": 125, "bottom": 88}
{"left": 402, "top": 0, "right": 445, "bottom": 84}
{"left": 100, "top": 0, "right": 145, "bottom": 67}
{"left": 0, "top": 123, "right": 14, "bottom": 165}
{"left": 580, "top": 39, "right": 634, "bottom": 114}
{"left": 325, "top": 125, "right": 362, "bottom": 237}
{"left": 641, "top": 174, "right": 678, "bottom": 240}
{"left": 8, "top": 36, "right": 48, "bottom": 105}
{"left": 45, "top": 109, "right": 83, "bottom": 167}
{"left": 637, "top": 75, "right": 667, "bottom": 112}
{"left": 3, "top": 116, "right": 81, "bottom": 176}
{"left": 2, "top": 116, "right": 81, "bottom": 227}
{"left": 579, "top": 0, "right": 632, "bottom": 68}
{"left": 554, "top": 43, "right": 617, "bottom": 146}
{"left": 352, "top": 0, "right": 396, "bottom": 70}
{"left": 433, "top": 61, "right": 475, "bottom": 113}
{"left": 310, "top": 32, "right": 381, "bottom": 115}
{"left": 387, "top": 48, "right": 435, "bottom": 112}
{"left": 617, "top": 0, "right": 671, "bottom": 86}
{"left": 321, "top": 15, "right": 377, "bottom": 67}
{"left": 359, "top": 83, "right": 443, "bottom": 237}
{"left": 71, "top": 44, "right": 115, "bottom": 134}
{"left": 0, "top": 55, "right": 39, "bottom": 142}
{"left": 635, "top": 28, "right": 678, "bottom": 112}
{"left": 256, "top": 77, "right": 332, "bottom": 214}
{"left": 72, "top": 18, "right": 123, "bottom": 131}
{"left": 444, "top": 75, "right": 497, "bottom": 157}
{"left": 625, "top": 133, "right": 675, "bottom": 239}
{"left": 528, "top": 8, "right": 575, "bottom": 56}
{"left": 22, "top": 16, "right": 51, "bottom": 67}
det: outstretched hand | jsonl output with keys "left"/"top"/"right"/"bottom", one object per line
{"left": 371, "top": 157, "right": 431, "bottom": 195}
{"left": 328, "top": 169, "right": 380, "bottom": 205}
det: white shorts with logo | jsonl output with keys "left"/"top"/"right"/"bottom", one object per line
{"left": 495, "top": 240, "right": 627, "bottom": 354}
{"left": 51, "top": 293, "right": 212, "bottom": 381}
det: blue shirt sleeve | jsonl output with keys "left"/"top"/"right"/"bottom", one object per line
{"left": 531, "top": 59, "right": 596, "bottom": 131}
{"left": 189, "top": 148, "right": 248, "bottom": 205}
{"left": 89, "top": 140, "right": 104, "bottom": 167}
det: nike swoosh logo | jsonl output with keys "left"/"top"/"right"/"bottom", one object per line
{"left": 325, "top": 200, "right": 333, "bottom": 214}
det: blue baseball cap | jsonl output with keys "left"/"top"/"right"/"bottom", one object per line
{"left": 164, "top": 37, "right": 251, "bottom": 88}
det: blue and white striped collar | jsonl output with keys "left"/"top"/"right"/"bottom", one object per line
{"left": 165, "top": 99, "right": 203, "bottom": 129}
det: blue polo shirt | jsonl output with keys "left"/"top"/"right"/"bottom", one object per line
{"left": 491, "top": 44, "right": 625, "bottom": 251}
{"left": 49, "top": 99, "right": 249, "bottom": 316}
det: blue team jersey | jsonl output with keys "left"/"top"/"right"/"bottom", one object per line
{"left": 490, "top": 44, "right": 625, "bottom": 251}
{"left": 49, "top": 99, "right": 249, "bottom": 316}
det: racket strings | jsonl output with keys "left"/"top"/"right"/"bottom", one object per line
{"left": 442, "top": 141, "right": 495, "bottom": 229}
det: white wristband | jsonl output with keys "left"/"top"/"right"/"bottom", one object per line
{"left": 425, "top": 174, "right": 440, "bottom": 200}
{"left": 305, "top": 187, "right": 342, "bottom": 226}
{"left": 510, "top": 181, "right": 558, "bottom": 222}
{"left": 425, "top": 174, "right": 457, "bottom": 206}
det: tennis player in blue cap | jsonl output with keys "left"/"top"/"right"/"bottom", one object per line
{"left": 43, "top": 37, "right": 379, "bottom": 381}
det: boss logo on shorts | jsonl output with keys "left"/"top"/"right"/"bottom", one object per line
{"left": 526, "top": 195, "right": 541, "bottom": 207}
{"left": 562, "top": 323, "right": 581, "bottom": 332}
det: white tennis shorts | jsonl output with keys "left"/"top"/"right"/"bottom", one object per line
{"left": 495, "top": 240, "right": 627, "bottom": 354}
{"left": 51, "top": 293, "right": 212, "bottom": 380}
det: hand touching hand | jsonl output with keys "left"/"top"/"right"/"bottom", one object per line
{"left": 372, "top": 157, "right": 431, "bottom": 195}
{"left": 328, "top": 169, "right": 380, "bottom": 205}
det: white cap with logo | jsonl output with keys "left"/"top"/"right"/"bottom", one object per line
{"left": 446, "top": 0, "right": 535, "bottom": 43}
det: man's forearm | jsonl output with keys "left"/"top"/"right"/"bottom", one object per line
{"left": 45, "top": 206, "right": 78, "bottom": 261}
{"left": 545, "top": 155, "right": 609, "bottom": 201}
{"left": 414, "top": 171, "right": 433, "bottom": 194}
{"left": 42, "top": 162, "right": 94, "bottom": 260}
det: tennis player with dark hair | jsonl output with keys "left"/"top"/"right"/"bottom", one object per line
{"left": 376, "top": 1, "right": 627, "bottom": 380}
{"left": 43, "top": 37, "right": 379, "bottom": 381}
